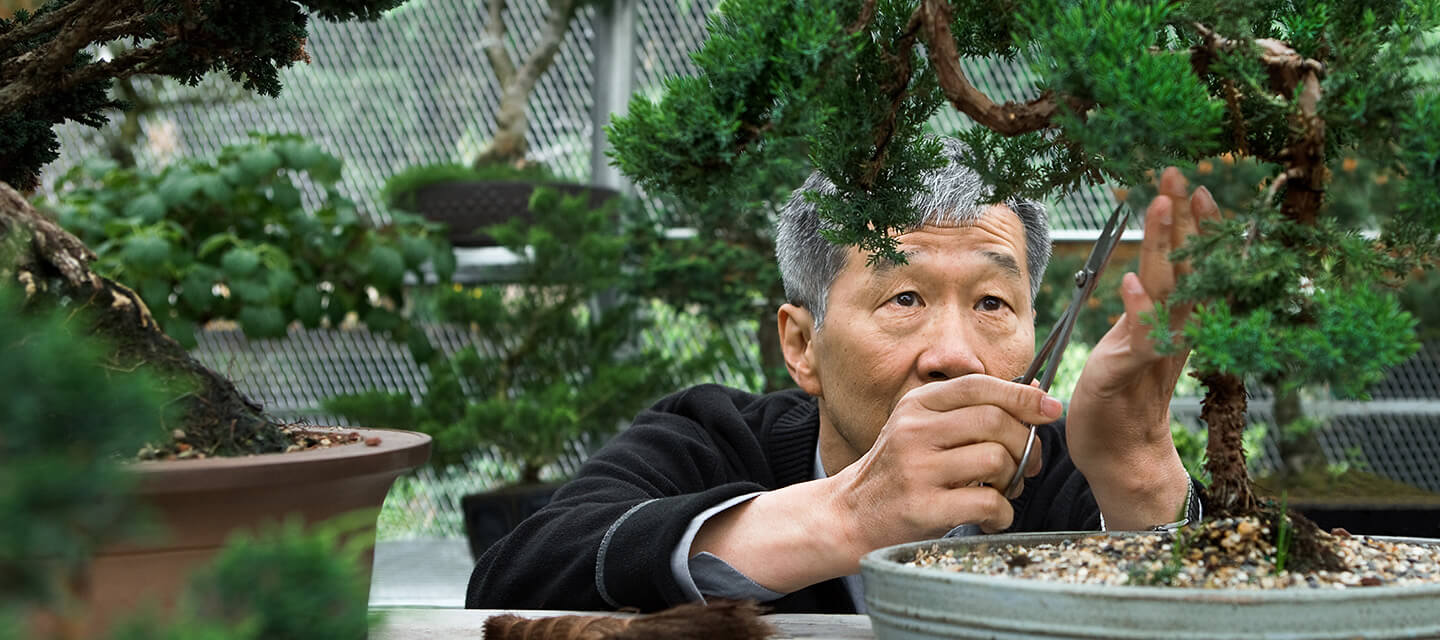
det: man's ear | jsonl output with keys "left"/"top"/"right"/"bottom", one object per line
{"left": 777, "top": 303, "right": 822, "bottom": 397}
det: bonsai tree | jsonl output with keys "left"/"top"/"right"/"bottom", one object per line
{"left": 325, "top": 188, "right": 713, "bottom": 484}
{"left": 0, "top": 0, "right": 422, "bottom": 457}
{"left": 473, "top": 0, "right": 610, "bottom": 168}
{"left": 609, "top": 0, "right": 1439, "bottom": 568}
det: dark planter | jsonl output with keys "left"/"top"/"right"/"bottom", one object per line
{"left": 407, "top": 180, "right": 620, "bottom": 247}
{"left": 460, "top": 482, "right": 562, "bottom": 560}
{"left": 1292, "top": 500, "right": 1440, "bottom": 538}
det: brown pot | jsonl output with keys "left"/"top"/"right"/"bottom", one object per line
{"left": 79, "top": 426, "right": 431, "bottom": 633}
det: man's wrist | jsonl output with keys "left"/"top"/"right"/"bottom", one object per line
{"left": 690, "top": 476, "right": 859, "bottom": 593}
{"left": 1086, "top": 448, "right": 1192, "bottom": 531}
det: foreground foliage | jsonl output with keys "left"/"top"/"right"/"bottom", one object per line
{"left": 0, "top": 284, "right": 374, "bottom": 639}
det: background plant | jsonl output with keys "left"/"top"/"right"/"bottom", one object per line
{"left": 44, "top": 134, "right": 453, "bottom": 360}
{"left": 327, "top": 188, "right": 721, "bottom": 483}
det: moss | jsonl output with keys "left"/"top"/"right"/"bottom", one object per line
{"left": 382, "top": 161, "right": 560, "bottom": 212}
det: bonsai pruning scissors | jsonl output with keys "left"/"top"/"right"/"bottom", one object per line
{"left": 1003, "top": 202, "right": 1132, "bottom": 499}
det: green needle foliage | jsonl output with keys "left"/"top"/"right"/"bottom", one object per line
{"left": 609, "top": 0, "right": 1440, "bottom": 518}
{"left": 0, "top": 279, "right": 373, "bottom": 639}
{"left": 327, "top": 189, "right": 714, "bottom": 483}
{"left": 42, "top": 134, "right": 453, "bottom": 359}
{"left": 0, "top": 282, "right": 162, "bottom": 612}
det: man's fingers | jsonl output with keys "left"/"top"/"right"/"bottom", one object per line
{"left": 1191, "top": 184, "right": 1220, "bottom": 226}
{"left": 939, "top": 486, "right": 1015, "bottom": 534}
{"left": 1139, "top": 196, "right": 1175, "bottom": 301}
{"left": 1162, "top": 168, "right": 1199, "bottom": 278}
{"left": 925, "top": 441, "right": 1021, "bottom": 490}
{"left": 911, "top": 374, "right": 1063, "bottom": 426}
{"left": 1118, "top": 272, "right": 1163, "bottom": 363}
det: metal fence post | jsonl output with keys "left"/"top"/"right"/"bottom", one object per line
{"left": 589, "top": 0, "right": 637, "bottom": 194}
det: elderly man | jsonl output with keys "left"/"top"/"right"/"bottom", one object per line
{"left": 466, "top": 137, "right": 1217, "bottom": 613}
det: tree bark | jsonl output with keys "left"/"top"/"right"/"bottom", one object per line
{"left": 474, "top": 0, "right": 577, "bottom": 168}
{"left": 1199, "top": 371, "right": 1260, "bottom": 518}
{"left": 0, "top": 182, "right": 287, "bottom": 458}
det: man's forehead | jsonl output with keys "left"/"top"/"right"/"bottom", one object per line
{"left": 869, "top": 207, "right": 1027, "bottom": 273}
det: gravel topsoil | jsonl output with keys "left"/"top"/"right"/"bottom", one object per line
{"left": 909, "top": 516, "right": 1440, "bottom": 590}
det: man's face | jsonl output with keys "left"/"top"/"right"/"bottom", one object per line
{"left": 805, "top": 205, "right": 1037, "bottom": 471}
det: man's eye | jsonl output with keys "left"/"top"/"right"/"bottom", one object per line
{"left": 976, "top": 296, "right": 1008, "bottom": 312}
{"left": 891, "top": 291, "right": 921, "bottom": 307}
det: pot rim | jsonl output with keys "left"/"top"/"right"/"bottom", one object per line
{"left": 860, "top": 530, "right": 1440, "bottom": 602}
{"left": 125, "top": 426, "right": 431, "bottom": 494}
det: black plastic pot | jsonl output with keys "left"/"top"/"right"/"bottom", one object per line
{"left": 1292, "top": 501, "right": 1440, "bottom": 538}
{"left": 460, "top": 482, "right": 562, "bottom": 560}
{"left": 407, "top": 180, "right": 619, "bottom": 247}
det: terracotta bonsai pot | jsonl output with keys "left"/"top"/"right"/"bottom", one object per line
{"left": 81, "top": 427, "right": 430, "bottom": 633}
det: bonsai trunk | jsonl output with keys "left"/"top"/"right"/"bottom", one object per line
{"left": 474, "top": 85, "right": 530, "bottom": 168}
{"left": 0, "top": 183, "right": 288, "bottom": 457}
{"left": 474, "top": 0, "right": 577, "bottom": 169}
{"left": 1199, "top": 371, "right": 1260, "bottom": 518}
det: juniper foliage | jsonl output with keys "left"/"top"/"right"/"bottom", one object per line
{"left": 609, "top": 0, "right": 1440, "bottom": 517}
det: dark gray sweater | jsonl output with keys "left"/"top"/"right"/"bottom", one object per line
{"left": 465, "top": 384, "right": 1102, "bottom": 614}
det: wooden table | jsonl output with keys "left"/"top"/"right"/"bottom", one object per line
{"left": 371, "top": 608, "right": 876, "bottom": 639}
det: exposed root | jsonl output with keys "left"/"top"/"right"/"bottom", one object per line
{"left": 1, "top": 181, "right": 289, "bottom": 457}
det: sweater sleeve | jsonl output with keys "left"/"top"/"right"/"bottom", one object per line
{"left": 465, "top": 385, "right": 784, "bottom": 612}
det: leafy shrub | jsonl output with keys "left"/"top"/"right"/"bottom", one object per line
{"left": 43, "top": 134, "right": 454, "bottom": 357}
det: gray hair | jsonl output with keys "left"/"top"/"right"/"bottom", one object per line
{"left": 775, "top": 136, "right": 1052, "bottom": 329}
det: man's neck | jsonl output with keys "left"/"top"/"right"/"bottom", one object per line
{"left": 815, "top": 411, "right": 862, "bottom": 477}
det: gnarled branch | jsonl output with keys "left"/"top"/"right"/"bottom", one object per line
{"left": 1191, "top": 22, "right": 1327, "bottom": 225}
{"left": 918, "top": 0, "right": 1088, "bottom": 136}
{"left": 0, "top": 0, "right": 103, "bottom": 55}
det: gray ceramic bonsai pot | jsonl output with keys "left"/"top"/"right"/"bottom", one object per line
{"left": 860, "top": 531, "right": 1440, "bottom": 640}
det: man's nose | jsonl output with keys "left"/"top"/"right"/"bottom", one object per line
{"left": 917, "top": 310, "right": 986, "bottom": 381}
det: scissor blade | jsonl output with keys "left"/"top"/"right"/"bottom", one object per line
{"left": 1083, "top": 203, "right": 1132, "bottom": 277}
{"left": 1017, "top": 203, "right": 1132, "bottom": 389}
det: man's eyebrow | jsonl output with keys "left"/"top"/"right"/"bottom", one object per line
{"left": 982, "top": 251, "right": 1023, "bottom": 279}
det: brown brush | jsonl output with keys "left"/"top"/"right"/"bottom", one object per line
{"left": 483, "top": 599, "right": 775, "bottom": 640}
